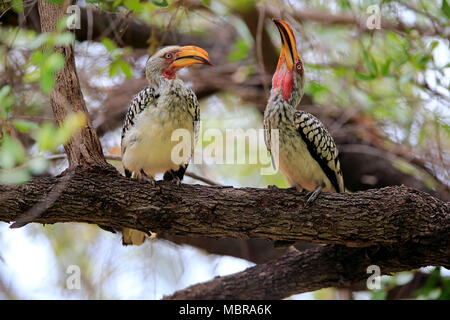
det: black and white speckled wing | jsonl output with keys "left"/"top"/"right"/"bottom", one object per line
{"left": 294, "top": 110, "right": 344, "bottom": 193}
{"left": 121, "top": 86, "right": 157, "bottom": 142}
{"left": 185, "top": 88, "right": 200, "bottom": 143}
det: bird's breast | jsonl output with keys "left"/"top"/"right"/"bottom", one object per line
{"left": 264, "top": 105, "right": 334, "bottom": 192}
{"left": 122, "top": 99, "right": 195, "bottom": 176}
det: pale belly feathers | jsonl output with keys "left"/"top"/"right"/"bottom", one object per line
{"left": 278, "top": 139, "right": 334, "bottom": 192}
{"left": 122, "top": 107, "right": 194, "bottom": 177}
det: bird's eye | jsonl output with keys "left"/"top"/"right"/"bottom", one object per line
{"left": 164, "top": 53, "right": 172, "bottom": 59}
{"left": 296, "top": 61, "right": 303, "bottom": 73}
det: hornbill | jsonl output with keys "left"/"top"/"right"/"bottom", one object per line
{"left": 121, "top": 46, "right": 211, "bottom": 245}
{"left": 264, "top": 19, "right": 344, "bottom": 208}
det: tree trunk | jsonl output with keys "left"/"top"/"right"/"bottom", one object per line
{"left": 38, "top": 0, "right": 107, "bottom": 168}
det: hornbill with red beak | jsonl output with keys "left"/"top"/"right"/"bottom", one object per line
{"left": 264, "top": 19, "right": 344, "bottom": 207}
{"left": 121, "top": 46, "right": 212, "bottom": 245}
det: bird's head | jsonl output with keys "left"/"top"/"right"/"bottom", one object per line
{"left": 271, "top": 19, "right": 305, "bottom": 106}
{"left": 145, "top": 45, "right": 212, "bottom": 83}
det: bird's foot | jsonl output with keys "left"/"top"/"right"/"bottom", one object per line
{"left": 144, "top": 176, "right": 156, "bottom": 187}
{"left": 305, "top": 185, "right": 323, "bottom": 207}
{"left": 148, "top": 231, "right": 157, "bottom": 240}
{"left": 172, "top": 176, "right": 182, "bottom": 187}
{"left": 140, "top": 169, "right": 156, "bottom": 187}
{"left": 268, "top": 184, "right": 279, "bottom": 190}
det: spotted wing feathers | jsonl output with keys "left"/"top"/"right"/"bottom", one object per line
{"left": 294, "top": 111, "right": 344, "bottom": 193}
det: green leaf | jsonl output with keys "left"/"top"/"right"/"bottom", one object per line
{"left": 361, "top": 47, "right": 378, "bottom": 77}
{"left": 30, "top": 51, "right": 44, "bottom": 64}
{"left": 54, "top": 112, "right": 86, "bottom": 146}
{"left": 12, "top": 0, "right": 24, "bottom": 13}
{"left": 102, "top": 38, "right": 117, "bottom": 53}
{"left": 355, "top": 73, "right": 375, "bottom": 81}
{"left": 201, "top": 0, "right": 211, "bottom": 6}
{"left": 44, "top": 52, "right": 65, "bottom": 72}
{"left": 227, "top": 39, "right": 250, "bottom": 62}
{"left": 151, "top": 0, "right": 169, "bottom": 7}
{"left": 371, "top": 290, "right": 387, "bottom": 300}
{"left": 34, "top": 123, "right": 56, "bottom": 151}
{"left": 41, "top": 72, "right": 55, "bottom": 95}
{"left": 109, "top": 61, "right": 119, "bottom": 77}
{"left": 124, "top": 0, "right": 144, "bottom": 11}
{"left": 11, "top": 120, "right": 39, "bottom": 133}
{"left": 44, "top": 0, "right": 64, "bottom": 5}
{"left": 381, "top": 59, "right": 391, "bottom": 76}
{"left": 119, "top": 60, "right": 133, "bottom": 78}
{"left": 417, "top": 124, "right": 427, "bottom": 145}
{"left": 338, "top": 0, "right": 351, "bottom": 9}
{"left": 442, "top": 0, "right": 450, "bottom": 19}
{"left": 54, "top": 33, "right": 75, "bottom": 46}
{"left": 430, "top": 41, "right": 439, "bottom": 51}
{"left": 113, "top": 0, "right": 123, "bottom": 8}
{"left": 0, "top": 86, "right": 14, "bottom": 119}
{"left": 28, "top": 33, "right": 50, "bottom": 49}
{"left": 0, "top": 168, "right": 30, "bottom": 185}
{"left": 56, "top": 16, "right": 69, "bottom": 31}
{"left": 0, "top": 135, "right": 26, "bottom": 169}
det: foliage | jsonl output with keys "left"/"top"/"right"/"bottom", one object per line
{"left": 0, "top": 27, "right": 84, "bottom": 185}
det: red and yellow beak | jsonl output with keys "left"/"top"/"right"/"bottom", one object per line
{"left": 170, "top": 46, "right": 212, "bottom": 70}
{"left": 273, "top": 19, "right": 298, "bottom": 71}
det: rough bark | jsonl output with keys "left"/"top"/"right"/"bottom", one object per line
{"left": 37, "top": 0, "right": 107, "bottom": 168}
{"left": 0, "top": 167, "right": 448, "bottom": 248}
{"left": 166, "top": 242, "right": 450, "bottom": 300}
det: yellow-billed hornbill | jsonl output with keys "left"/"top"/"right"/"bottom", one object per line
{"left": 121, "top": 46, "right": 211, "bottom": 245}
{"left": 264, "top": 19, "right": 344, "bottom": 206}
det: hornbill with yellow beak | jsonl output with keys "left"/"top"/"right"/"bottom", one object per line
{"left": 264, "top": 19, "right": 344, "bottom": 207}
{"left": 121, "top": 45, "right": 212, "bottom": 245}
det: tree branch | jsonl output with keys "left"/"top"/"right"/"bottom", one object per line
{"left": 0, "top": 167, "right": 448, "bottom": 248}
{"left": 165, "top": 242, "right": 450, "bottom": 300}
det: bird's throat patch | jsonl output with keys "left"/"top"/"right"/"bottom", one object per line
{"left": 273, "top": 68, "right": 293, "bottom": 101}
{"left": 162, "top": 68, "right": 176, "bottom": 80}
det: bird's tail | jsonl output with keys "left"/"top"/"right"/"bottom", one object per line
{"left": 121, "top": 168, "right": 151, "bottom": 246}
{"left": 122, "top": 228, "right": 146, "bottom": 246}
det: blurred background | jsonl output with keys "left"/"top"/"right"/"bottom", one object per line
{"left": 0, "top": 0, "right": 449, "bottom": 299}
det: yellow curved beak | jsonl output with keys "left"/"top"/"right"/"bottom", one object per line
{"left": 273, "top": 19, "right": 298, "bottom": 71}
{"left": 170, "top": 46, "right": 212, "bottom": 69}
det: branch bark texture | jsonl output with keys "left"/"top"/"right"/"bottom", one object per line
{"left": 0, "top": 168, "right": 448, "bottom": 249}
{"left": 166, "top": 242, "right": 450, "bottom": 300}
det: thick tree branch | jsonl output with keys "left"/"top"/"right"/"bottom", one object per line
{"left": 166, "top": 242, "right": 450, "bottom": 300}
{"left": 0, "top": 168, "right": 448, "bottom": 248}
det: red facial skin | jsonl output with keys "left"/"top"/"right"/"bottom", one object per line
{"left": 272, "top": 59, "right": 303, "bottom": 101}
{"left": 161, "top": 52, "right": 177, "bottom": 79}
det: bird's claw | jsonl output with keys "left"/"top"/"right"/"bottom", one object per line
{"left": 140, "top": 169, "right": 156, "bottom": 186}
{"left": 173, "top": 176, "right": 182, "bottom": 187}
{"left": 142, "top": 175, "right": 156, "bottom": 187}
{"left": 304, "top": 185, "right": 323, "bottom": 207}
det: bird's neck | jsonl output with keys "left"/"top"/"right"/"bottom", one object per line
{"left": 265, "top": 95, "right": 295, "bottom": 125}
{"left": 146, "top": 70, "right": 178, "bottom": 89}
{"left": 270, "top": 65, "right": 304, "bottom": 108}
